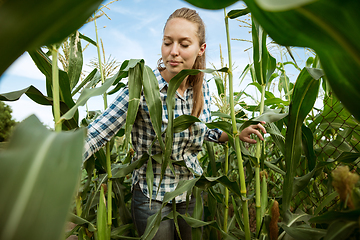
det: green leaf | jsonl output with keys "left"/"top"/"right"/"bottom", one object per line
{"left": 0, "top": 115, "right": 84, "bottom": 240}
{"left": 253, "top": 107, "right": 288, "bottom": 123}
{"left": 163, "top": 178, "right": 199, "bottom": 204}
{"left": 205, "top": 121, "right": 233, "bottom": 141}
{"left": 264, "top": 97, "right": 289, "bottom": 107}
{"left": 205, "top": 142, "right": 217, "bottom": 177}
{"left": 302, "top": 124, "right": 316, "bottom": 171}
{"left": 260, "top": 174, "right": 268, "bottom": 220}
{"left": 59, "top": 71, "right": 120, "bottom": 122}
{"left": 111, "top": 225, "right": 138, "bottom": 239}
{"left": 309, "top": 209, "right": 360, "bottom": 224}
{"left": 244, "top": 0, "right": 360, "bottom": 122}
{"left": 256, "top": 0, "right": 319, "bottom": 11}
{"left": 146, "top": 156, "right": 154, "bottom": 206}
{"left": 124, "top": 59, "right": 144, "bottom": 148}
{"left": 0, "top": 0, "right": 102, "bottom": 76}
{"left": 142, "top": 65, "right": 165, "bottom": 152}
{"left": 313, "top": 191, "right": 338, "bottom": 216}
{"left": 71, "top": 68, "right": 98, "bottom": 96}
{"left": 0, "top": 85, "right": 52, "bottom": 105}
{"left": 266, "top": 122, "right": 285, "bottom": 155}
{"left": 141, "top": 210, "right": 162, "bottom": 240}
{"left": 173, "top": 115, "right": 201, "bottom": 133}
{"left": 214, "top": 76, "right": 225, "bottom": 96}
{"left": 211, "top": 112, "right": 232, "bottom": 120}
{"left": 292, "top": 167, "right": 316, "bottom": 197}
{"left": 324, "top": 221, "right": 358, "bottom": 240}
{"left": 279, "top": 223, "right": 326, "bottom": 240}
{"left": 196, "top": 176, "right": 244, "bottom": 200}
{"left": 264, "top": 161, "right": 285, "bottom": 176}
{"left": 164, "top": 211, "right": 214, "bottom": 228}
{"left": 68, "top": 31, "right": 83, "bottom": 90}
{"left": 107, "top": 60, "right": 131, "bottom": 95}
{"left": 333, "top": 152, "right": 360, "bottom": 164}
{"left": 69, "top": 213, "right": 96, "bottom": 232}
{"left": 252, "top": 18, "right": 277, "bottom": 86}
{"left": 97, "top": 186, "right": 109, "bottom": 240}
{"left": 282, "top": 67, "right": 320, "bottom": 214}
{"left": 111, "top": 153, "right": 149, "bottom": 178}
{"left": 228, "top": 9, "right": 250, "bottom": 19}
{"left": 29, "top": 49, "right": 76, "bottom": 108}
{"left": 184, "top": 0, "right": 239, "bottom": 9}
{"left": 79, "top": 32, "right": 97, "bottom": 47}
{"left": 28, "top": 49, "right": 78, "bottom": 129}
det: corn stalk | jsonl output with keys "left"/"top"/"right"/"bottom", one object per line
{"left": 94, "top": 16, "right": 112, "bottom": 239}
{"left": 223, "top": 143, "right": 229, "bottom": 232}
{"left": 224, "top": 8, "right": 251, "bottom": 240}
{"left": 51, "top": 45, "right": 62, "bottom": 132}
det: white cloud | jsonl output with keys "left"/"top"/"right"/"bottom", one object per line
{"left": 4, "top": 52, "right": 45, "bottom": 81}
{"left": 107, "top": 29, "right": 146, "bottom": 60}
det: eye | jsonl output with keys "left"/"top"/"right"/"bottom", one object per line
{"left": 163, "top": 40, "right": 172, "bottom": 46}
{"left": 181, "top": 44, "right": 189, "bottom": 48}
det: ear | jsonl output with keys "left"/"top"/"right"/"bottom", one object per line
{"left": 198, "top": 43, "right": 206, "bottom": 56}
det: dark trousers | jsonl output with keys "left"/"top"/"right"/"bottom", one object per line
{"left": 131, "top": 183, "right": 196, "bottom": 240}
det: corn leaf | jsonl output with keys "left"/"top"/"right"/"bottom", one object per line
{"left": 69, "top": 213, "right": 97, "bottom": 232}
{"left": 282, "top": 67, "right": 320, "bottom": 217}
{"left": 0, "top": 0, "right": 103, "bottom": 76}
{"left": 279, "top": 223, "right": 326, "bottom": 240}
{"left": 184, "top": 0, "right": 238, "bottom": 10}
{"left": 244, "top": 0, "right": 360, "bottom": 122}
{"left": 0, "top": 115, "right": 84, "bottom": 240}
{"left": 71, "top": 68, "right": 98, "bottom": 96}
{"left": 302, "top": 124, "right": 316, "bottom": 171}
{"left": 227, "top": 9, "right": 250, "bottom": 19}
{"left": 59, "top": 71, "right": 119, "bottom": 122}
{"left": 97, "top": 186, "right": 109, "bottom": 240}
{"left": 142, "top": 65, "right": 165, "bottom": 152}
{"left": 111, "top": 153, "right": 149, "bottom": 178}
{"left": 191, "top": 187, "right": 203, "bottom": 238}
{"left": 323, "top": 221, "right": 358, "bottom": 240}
{"left": 124, "top": 59, "right": 144, "bottom": 148}
{"left": 28, "top": 49, "right": 79, "bottom": 129}
{"left": 252, "top": 18, "right": 277, "bottom": 86}
{"left": 310, "top": 209, "right": 360, "bottom": 224}
{"left": 68, "top": 31, "right": 83, "bottom": 90}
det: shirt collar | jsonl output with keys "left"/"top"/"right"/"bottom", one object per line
{"left": 153, "top": 68, "right": 193, "bottom": 100}
{"left": 154, "top": 68, "right": 168, "bottom": 91}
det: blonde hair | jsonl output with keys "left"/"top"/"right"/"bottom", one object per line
{"left": 158, "top": 7, "right": 206, "bottom": 118}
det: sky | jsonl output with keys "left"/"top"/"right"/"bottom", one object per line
{"left": 0, "top": 0, "right": 307, "bottom": 127}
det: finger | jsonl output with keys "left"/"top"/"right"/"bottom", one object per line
{"left": 252, "top": 130, "right": 264, "bottom": 141}
{"left": 257, "top": 123, "right": 267, "bottom": 134}
{"left": 241, "top": 136, "right": 257, "bottom": 144}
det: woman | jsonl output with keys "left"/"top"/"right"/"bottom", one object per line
{"left": 84, "top": 7, "right": 266, "bottom": 240}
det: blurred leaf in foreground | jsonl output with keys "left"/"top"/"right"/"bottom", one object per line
{"left": 0, "top": 115, "right": 85, "bottom": 240}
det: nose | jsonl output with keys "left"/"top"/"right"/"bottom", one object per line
{"left": 170, "top": 43, "right": 179, "bottom": 56}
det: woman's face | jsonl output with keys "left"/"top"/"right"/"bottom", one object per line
{"left": 161, "top": 17, "right": 206, "bottom": 81}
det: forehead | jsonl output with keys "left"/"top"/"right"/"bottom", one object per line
{"left": 163, "top": 18, "right": 199, "bottom": 40}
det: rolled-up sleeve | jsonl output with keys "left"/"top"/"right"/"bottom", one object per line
{"left": 83, "top": 88, "right": 129, "bottom": 161}
{"left": 204, "top": 128, "right": 223, "bottom": 143}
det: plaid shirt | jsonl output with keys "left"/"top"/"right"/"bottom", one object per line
{"left": 84, "top": 69, "right": 222, "bottom": 203}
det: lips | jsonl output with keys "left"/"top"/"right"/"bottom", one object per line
{"left": 169, "top": 60, "right": 181, "bottom": 67}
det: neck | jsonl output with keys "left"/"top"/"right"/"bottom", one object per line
{"left": 161, "top": 69, "right": 189, "bottom": 96}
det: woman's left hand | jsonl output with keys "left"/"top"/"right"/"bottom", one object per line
{"left": 239, "top": 121, "right": 266, "bottom": 144}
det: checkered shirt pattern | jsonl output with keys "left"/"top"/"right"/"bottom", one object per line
{"left": 84, "top": 68, "right": 222, "bottom": 203}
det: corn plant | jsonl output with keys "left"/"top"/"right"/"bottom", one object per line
{"left": 2, "top": 0, "right": 360, "bottom": 239}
